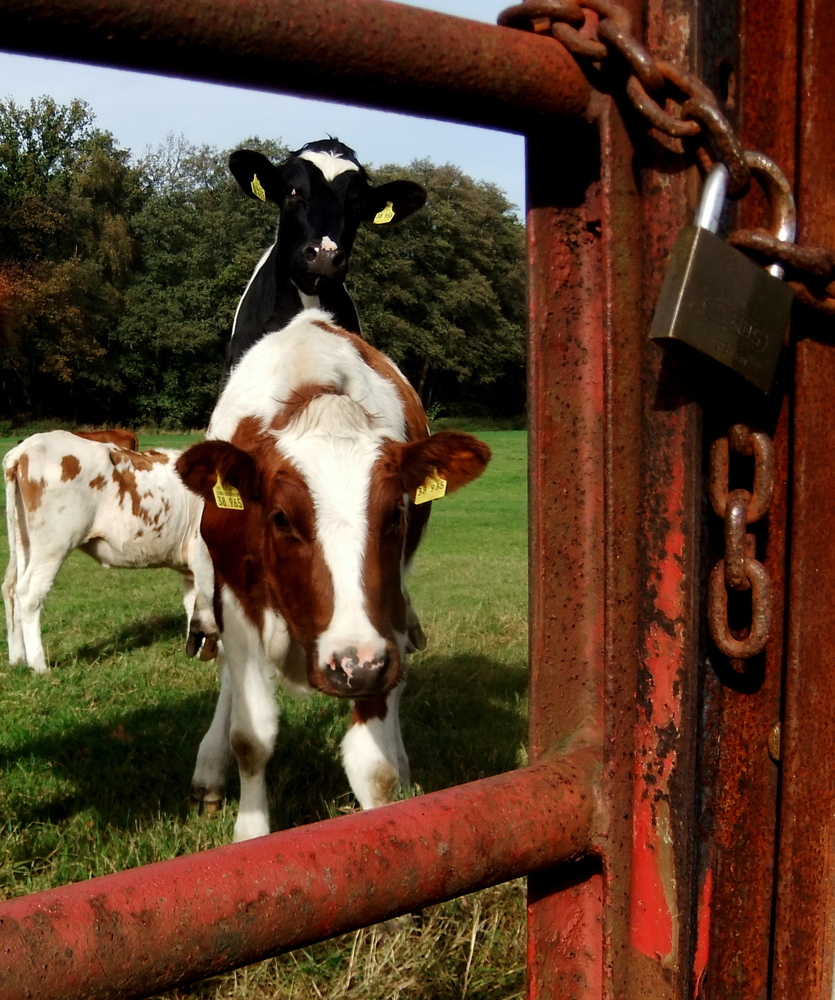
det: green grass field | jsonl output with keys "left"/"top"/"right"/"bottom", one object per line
{"left": 0, "top": 430, "right": 529, "bottom": 999}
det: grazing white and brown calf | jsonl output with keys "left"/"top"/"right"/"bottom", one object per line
{"left": 177, "top": 308, "right": 490, "bottom": 841}
{"left": 3, "top": 431, "right": 216, "bottom": 673}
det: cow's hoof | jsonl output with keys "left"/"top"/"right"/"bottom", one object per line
{"left": 186, "top": 631, "right": 203, "bottom": 658}
{"left": 190, "top": 785, "right": 225, "bottom": 815}
{"left": 199, "top": 635, "right": 219, "bottom": 661}
{"left": 406, "top": 621, "right": 427, "bottom": 653}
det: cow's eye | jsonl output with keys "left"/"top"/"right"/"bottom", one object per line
{"left": 273, "top": 510, "right": 293, "bottom": 532}
{"left": 387, "top": 505, "right": 405, "bottom": 534}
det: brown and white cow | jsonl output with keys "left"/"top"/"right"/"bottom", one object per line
{"left": 3, "top": 431, "right": 216, "bottom": 673}
{"left": 176, "top": 308, "right": 490, "bottom": 841}
{"left": 73, "top": 428, "right": 140, "bottom": 451}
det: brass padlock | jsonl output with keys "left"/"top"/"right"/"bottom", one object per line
{"left": 650, "top": 155, "right": 795, "bottom": 393}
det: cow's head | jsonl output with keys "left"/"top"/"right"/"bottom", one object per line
{"left": 176, "top": 405, "right": 489, "bottom": 699}
{"left": 230, "top": 139, "right": 426, "bottom": 295}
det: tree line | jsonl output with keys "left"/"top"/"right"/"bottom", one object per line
{"left": 0, "top": 98, "right": 527, "bottom": 430}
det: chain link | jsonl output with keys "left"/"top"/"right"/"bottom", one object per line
{"left": 707, "top": 427, "right": 775, "bottom": 659}
{"left": 499, "top": 0, "right": 835, "bottom": 311}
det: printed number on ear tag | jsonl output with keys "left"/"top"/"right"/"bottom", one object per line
{"left": 373, "top": 201, "right": 396, "bottom": 225}
{"left": 414, "top": 472, "right": 447, "bottom": 505}
{"left": 213, "top": 474, "right": 245, "bottom": 511}
{"left": 251, "top": 174, "right": 267, "bottom": 202}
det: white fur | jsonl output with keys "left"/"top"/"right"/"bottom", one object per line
{"left": 277, "top": 395, "right": 388, "bottom": 676}
{"left": 221, "top": 588, "right": 287, "bottom": 841}
{"left": 299, "top": 148, "right": 361, "bottom": 182}
{"left": 208, "top": 309, "right": 407, "bottom": 443}
{"left": 341, "top": 686, "right": 409, "bottom": 809}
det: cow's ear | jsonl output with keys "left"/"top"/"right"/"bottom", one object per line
{"left": 399, "top": 431, "right": 491, "bottom": 498}
{"left": 229, "top": 149, "right": 284, "bottom": 203}
{"left": 362, "top": 180, "right": 427, "bottom": 225}
{"left": 176, "top": 441, "right": 261, "bottom": 504}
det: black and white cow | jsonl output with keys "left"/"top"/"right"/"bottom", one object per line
{"left": 225, "top": 138, "right": 426, "bottom": 373}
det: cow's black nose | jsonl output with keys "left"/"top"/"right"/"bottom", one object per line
{"left": 300, "top": 244, "right": 346, "bottom": 280}
{"left": 325, "top": 647, "right": 392, "bottom": 697}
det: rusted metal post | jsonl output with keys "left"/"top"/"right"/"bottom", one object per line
{"left": 771, "top": 0, "right": 835, "bottom": 994}
{"left": 0, "top": 757, "right": 596, "bottom": 1000}
{"left": 525, "top": 118, "right": 606, "bottom": 1000}
{"left": 0, "top": 0, "right": 592, "bottom": 131}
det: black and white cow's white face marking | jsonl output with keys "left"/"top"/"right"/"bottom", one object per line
{"left": 229, "top": 139, "right": 426, "bottom": 297}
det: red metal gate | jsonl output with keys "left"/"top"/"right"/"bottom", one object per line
{"left": 1, "top": 0, "right": 834, "bottom": 998}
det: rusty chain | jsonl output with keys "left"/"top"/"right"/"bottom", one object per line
{"left": 707, "top": 426, "right": 774, "bottom": 659}
{"left": 499, "top": 0, "right": 835, "bottom": 313}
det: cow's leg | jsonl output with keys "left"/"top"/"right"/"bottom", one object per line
{"left": 404, "top": 589, "right": 426, "bottom": 652}
{"left": 190, "top": 654, "right": 234, "bottom": 812}
{"left": 223, "top": 602, "right": 285, "bottom": 842}
{"left": 2, "top": 557, "right": 24, "bottom": 666}
{"left": 185, "top": 537, "right": 220, "bottom": 660}
{"left": 3, "top": 475, "right": 27, "bottom": 666}
{"left": 14, "top": 554, "right": 65, "bottom": 674}
{"left": 342, "top": 684, "right": 409, "bottom": 809}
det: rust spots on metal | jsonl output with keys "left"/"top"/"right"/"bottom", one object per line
{"left": 0, "top": 755, "right": 597, "bottom": 1000}
{"left": 0, "top": 0, "right": 592, "bottom": 131}
{"left": 60, "top": 454, "right": 81, "bottom": 482}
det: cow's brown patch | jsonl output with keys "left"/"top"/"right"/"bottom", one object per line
{"left": 89, "top": 475, "right": 107, "bottom": 491}
{"left": 111, "top": 467, "right": 154, "bottom": 525}
{"left": 351, "top": 694, "right": 389, "bottom": 724}
{"left": 60, "top": 454, "right": 81, "bottom": 482}
{"left": 111, "top": 449, "right": 170, "bottom": 472}
{"left": 230, "top": 415, "right": 270, "bottom": 452}
{"left": 74, "top": 428, "right": 139, "bottom": 451}
{"left": 14, "top": 454, "right": 47, "bottom": 513}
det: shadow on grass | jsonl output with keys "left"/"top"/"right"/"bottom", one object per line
{"left": 67, "top": 612, "right": 187, "bottom": 664}
{"left": 0, "top": 651, "right": 527, "bottom": 835}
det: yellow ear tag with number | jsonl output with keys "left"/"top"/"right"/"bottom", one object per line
{"left": 251, "top": 174, "right": 267, "bottom": 202}
{"left": 213, "top": 473, "right": 245, "bottom": 511}
{"left": 414, "top": 471, "right": 447, "bottom": 505}
{"left": 373, "top": 201, "right": 395, "bottom": 225}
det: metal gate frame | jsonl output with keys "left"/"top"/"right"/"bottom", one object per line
{"left": 0, "top": 1, "right": 833, "bottom": 998}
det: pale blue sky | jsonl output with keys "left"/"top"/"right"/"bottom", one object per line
{"left": 0, "top": 0, "right": 527, "bottom": 213}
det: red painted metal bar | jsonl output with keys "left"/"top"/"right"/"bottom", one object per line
{"left": 0, "top": 756, "right": 597, "bottom": 1000}
{"left": 0, "top": 0, "right": 592, "bottom": 132}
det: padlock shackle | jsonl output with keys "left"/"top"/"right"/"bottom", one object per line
{"left": 694, "top": 163, "right": 730, "bottom": 232}
{"left": 743, "top": 151, "right": 797, "bottom": 244}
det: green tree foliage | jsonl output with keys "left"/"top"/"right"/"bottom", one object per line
{"left": 349, "top": 160, "right": 526, "bottom": 417}
{"left": 0, "top": 109, "right": 526, "bottom": 428}
{"left": 109, "top": 136, "right": 288, "bottom": 428}
{"left": 0, "top": 98, "right": 142, "bottom": 421}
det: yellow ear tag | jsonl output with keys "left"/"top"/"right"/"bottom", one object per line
{"left": 213, "top": 473, "right": 245, "bottom": 511}
{"left": 251, "top": 174, "right": 267, "bottom": 202}
{"left": 373, "top": 201, "right": 395, "bottom": 225}
{"left": 414, "top": 471, "right": 447, "bottom": 505}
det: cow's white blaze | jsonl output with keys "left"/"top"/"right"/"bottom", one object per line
{"left": 277, "top": 394, "right": 389, "bottom": 678}
{"left": 298, "top": 148, "right": 361, "bottom": 182}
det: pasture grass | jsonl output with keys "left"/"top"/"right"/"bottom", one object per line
{"left": 0, "top": 430, "right": 529, "bottom": 999}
